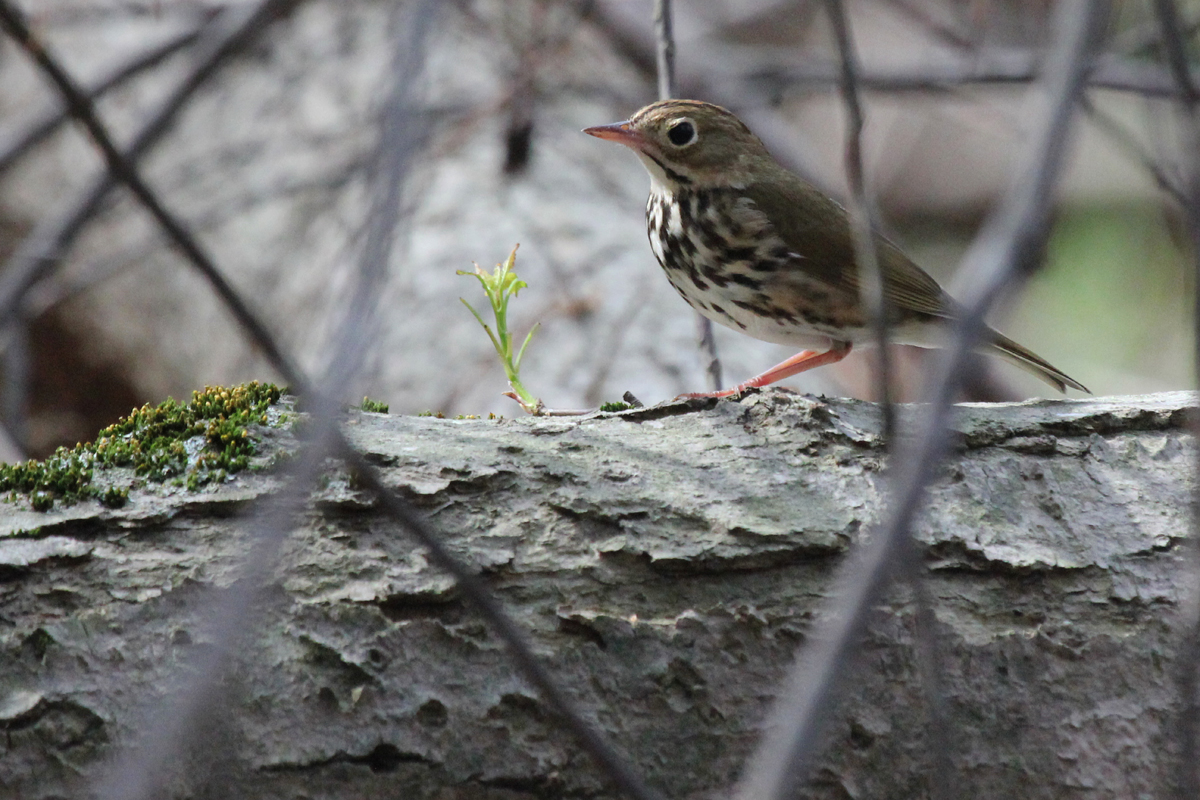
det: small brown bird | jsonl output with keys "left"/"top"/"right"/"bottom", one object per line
{"left": 584, "top": 99, "right": 1088, "bottom": 397}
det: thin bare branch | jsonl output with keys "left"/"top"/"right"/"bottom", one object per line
{"left": 0, "top": 0, "right": 291, "bottom": 455}
{"left": 823, "top": 3, "right": 954, "bottom": 798}
{"left": 27, "top": 1, "right": 225, "bottom": 25}
{"left": 0, "top": 0, "right": 308, "bottom": 389}
{"left": 1151, "top": 4, "right": 1200, "bottom": 798}
{"left": 653, "top": 0, "right": 722, "bottom": 392}
{"left": 693, "top": 304, "right": 722, "bottom": 391}
{"left": 1155, "top": 1, "right": 1200, "bottom": 107}
{"left": 1115, "top": 3, "right": 1200, "bottom": 56}
{"left": 745, "top": 50, "right": 1194, "bottom": 98}
{"left": 22, "top": 164, "right": 369, "bottom": 317}
{"left": 499, "top": 1, "right": 538, "bottom": 174}
{"left": 327, "top": 5, "right": 433, "bottom": 387}
{"left": 735, "top": 3, "right": 1109, "bottom": 799}
{"left": 880, "top": 0, "right": 976, "bottom": 51}
{"left": 0, "top": 0, "right": 298, "bottom": 333}
{"left": 0, "top": 22, "right": 205, "bottom": 176}
{"left": 825, "top": 3, "right": 954, "bottom": 797}
{"left": 824, "top": 0, "right": 894, "bottom": 437}
{"left": 652, "top": 0, "right": 676, "bottom": 100}
{"left": 1081, "top": 96, "right": 1188, "bottom": 205}
{"left": 0, "top": 323, "right": 29, "bottom": 454}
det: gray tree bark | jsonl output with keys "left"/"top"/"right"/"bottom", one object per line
{"left": 0, "top": 390, "right": 1195, "bottom": 799}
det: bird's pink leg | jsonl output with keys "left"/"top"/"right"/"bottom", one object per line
{"left": 678, "top": 341, "right": 853, "bottom": 399}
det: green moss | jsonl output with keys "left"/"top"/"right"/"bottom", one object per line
{"left": 600, "top": 401, "right": 634, "bottom": 412}
{"left": 415, "top": 411, "right": 502, "bottom": 420}
{"left": 23, "top": 628, "right": 54, "bottom": 660}
{"left": 360, "top": 397, "right": 389, "bottom": 414}
{"left": 0, "top": 381, "right": 285, "bottom": 512}
{"left": 99, "top": 485, "right": 129, "bottom": 509}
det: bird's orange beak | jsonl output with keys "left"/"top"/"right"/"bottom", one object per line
{"left": 583, "top": 121, "right": 645, "bottom": 149}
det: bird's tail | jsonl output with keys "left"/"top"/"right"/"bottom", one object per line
{"left": 988, "top": 331, "right": 1089, "bottom": 394}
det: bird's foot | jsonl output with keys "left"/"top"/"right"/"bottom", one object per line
{"left": 675, "top": 345, "right": 852, "bottom": 401}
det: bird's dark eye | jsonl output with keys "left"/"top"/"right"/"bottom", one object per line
{"left": 667, "top": 120, "right": 696, "bottom": 147}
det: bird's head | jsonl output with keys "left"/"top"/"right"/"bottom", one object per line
{"left": 584, "top": 100, "right": 772, "bottom": 191}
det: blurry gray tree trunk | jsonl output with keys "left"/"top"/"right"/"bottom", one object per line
{"left": 0, "top": 390, "right": 1194, "bottom": 799}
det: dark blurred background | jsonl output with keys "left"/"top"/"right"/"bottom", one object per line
{"left": 0, "top": 0, "right": 1192, "bottom": 460}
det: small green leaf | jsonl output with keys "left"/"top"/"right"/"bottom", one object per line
{"left": 513, "top": 322, "right": 540, "bottom": 372}
{"left": 458, "top": 245, "right": 543, "bottom": 414}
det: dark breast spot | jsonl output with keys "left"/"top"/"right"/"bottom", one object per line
{"left": 698, "top": 225, "right": 725, "bottom": 253}
{"left": 723, "top": 246, "right": 757, "bottom": 263}
{"left": 729, "top": 273, "right": 762, "bottom": 289}
{"left": 677, "top": 196, "right": 694, "bottom": 227}
{"left": 703, "top": 265, "right": 731, "bottom": 288}
{"left": 662, "top": 237, "right": 686, "bottom": 272}
{"left": 765, "top": 305, "right": 799, "bottom": 324}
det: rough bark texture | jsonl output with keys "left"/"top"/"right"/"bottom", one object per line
{"left": 0, "top": 390, "right": 1195, "bottom": 799}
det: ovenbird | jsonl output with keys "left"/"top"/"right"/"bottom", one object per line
{"left": 584, "top": 99, "right": 1088, "bottom": 397}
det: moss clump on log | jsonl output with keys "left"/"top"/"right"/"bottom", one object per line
{"left": 0, "top": 381, "right": 285, "bottom": 511}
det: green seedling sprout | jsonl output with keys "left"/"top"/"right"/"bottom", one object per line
{"left": 458, "top": 245, "right": 543, "bottom": 414}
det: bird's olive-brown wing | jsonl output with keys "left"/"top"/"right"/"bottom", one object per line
{"left": 743, "top": 178, "right": 956, "bottom": 321}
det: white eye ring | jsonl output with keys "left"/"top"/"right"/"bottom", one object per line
{"left": 666, "top": 118, "right": 698, "bottom": 147}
